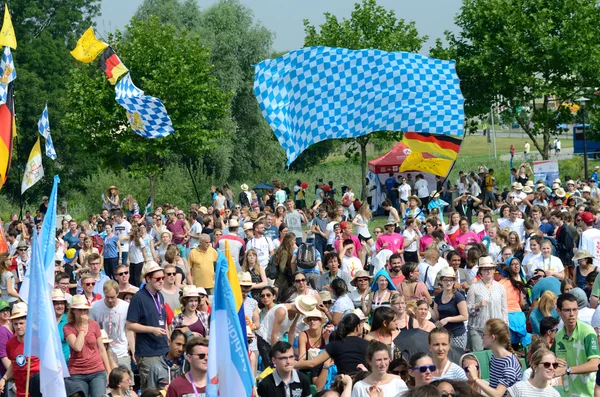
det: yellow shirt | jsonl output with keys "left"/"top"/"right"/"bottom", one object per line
{"left": 188, "top": 247, "right": 218, "bottom": 289}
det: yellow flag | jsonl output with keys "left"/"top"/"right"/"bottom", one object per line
{"left": 400, "top": 151, "right": 454, "bottom": 177}
{"left": 21, "top": 137, "right": 44, "bottom": 194}
{"left": 0, "top": 5, "right": 16, "bottom": 49}
{"left": 70, "top": 27, "right": 108, "bottom": 63}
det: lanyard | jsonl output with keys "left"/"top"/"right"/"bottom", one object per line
{"left": 187, "top": 373, "right": 201, "bottom": 397}
{"left": 146, "top": 287, "right": 163, "bottom": 321}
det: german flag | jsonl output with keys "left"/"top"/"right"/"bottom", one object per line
{"left": 0, "top": 82, "right": 14, "bottom": 190}
{"left": 98, "top": 47, "right": 128, "bottom": 85}
{"left": 403, "top": 132, "right": 462, "bottom": 160}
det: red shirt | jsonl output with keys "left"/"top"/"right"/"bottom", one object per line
{"left": 166, "top": 373, "right": 206, "bottom": 397}
{"left": 63, "top": 320, "right": 105, "bottom": 375}
{"left": 6, "top": 336, "right": 40, "bottom": 397}
{"left": 167, "top": 220, "right": 187, "bottom": 245}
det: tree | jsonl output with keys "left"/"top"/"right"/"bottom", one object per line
{"left": 1, "top": 0, "right": 101, "bottom": 202}
{"left": 434, "top": 0, "right": 600, "bottom": 159}
{"left": 61, "top": 17, "right": 230, "bottom": 204}
{"left": 303, "top": 0, "right": 427, "bottom": 199}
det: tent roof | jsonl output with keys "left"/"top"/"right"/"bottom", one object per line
{"left": 368, "top": 142, "right": 434, "bottom": 174}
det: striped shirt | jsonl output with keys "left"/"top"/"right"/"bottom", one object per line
{"left": 432, "top": 362, "right": 468, "bottom": 381}
{"left": 489, "top": 354, "right": 522, "bottom": 394}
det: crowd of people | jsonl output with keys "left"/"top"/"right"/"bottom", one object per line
{"left": 1, "top": 165, "right": 600, "bottom": 397}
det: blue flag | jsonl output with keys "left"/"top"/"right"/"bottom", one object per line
{"left": 37, "top": 104, "right": 57, "bottom": 160}
{"left": 115, "top": 72, "right": 174, "bottom": 139}
{"left": 24, "top": 176, "right": 69, "bottom": 396}
{"left": 0, "top": 46, "right": 15, "bottom": 106}
{"left": 207, "top": 251, "right": 254, "bottom": 397}
{"left": 254, "top": 46, "right": 465, "bottom": 164}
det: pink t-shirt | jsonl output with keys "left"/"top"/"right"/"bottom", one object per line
{"left": 454, "top": 231, "right": 480, "bottom": 257}
{"left": 167, "top": 219, "right": 187, "bottom": 244}
{"left": 63, "top": 320, "right": 105, "bottom": 375}
{"left": 375, "top": 233, "right": 405, "bottom": 253}
{"left": 334, "top": 235, "right": 362, "bottom": 257}
{"left": 419, "top": 234, "right": 434, "bottom": 252}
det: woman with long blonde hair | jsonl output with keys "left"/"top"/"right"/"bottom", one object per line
{"left": 241, "top": 249, "right": 268, "bottom": 301}
{"left": 529, "top": 290, "right": 559, "bottom": 335}
{"left": 78, "top": 236, "right": 100, "bottom": 268}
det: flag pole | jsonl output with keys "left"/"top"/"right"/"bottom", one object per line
{"left": 24, "top": 356, "right": 31, "bottom": 397}
{"left": 170, "top": 133, "right": 201, "bottom": 204}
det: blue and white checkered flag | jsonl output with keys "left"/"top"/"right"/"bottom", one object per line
{"left": 115, "top": 73, "right": 173, "bottom": 139}
{"left": 254, "top": 46, "right": 465, "bottom": 165}
{"left": 37, "top": 104, "right": 57, "bottom": 160}
{"left": 0, "top": 46, "right": 16, "bottom": 106}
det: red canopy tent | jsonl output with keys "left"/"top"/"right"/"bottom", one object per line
{"left": 368, "top": 142, "right": 437, "bottom": 188}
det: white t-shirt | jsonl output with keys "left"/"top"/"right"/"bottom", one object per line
{"left": 188, "top": 221, "right": 202, "bottom": 248}
{"left": 522, "top": 252, "right": 542, "bottom": 278}
{"left": 128, "top": 238, "right": 146, "bottom": 263}
{"left": 351, "top": 378, "right": 408, "bottom": 397}
{"left": 341, "top": 256, "right": 363, "bottom": 278}
{"left": 354, "top": 215, "right": 370, "bottom": 239}
{"left": 580, "top": 228, "right": 600, "bottom": 267}
{"left": 326, "top": 221, "right": 337, "bottom": 246}
{"left": 470, "top": 222, "right": 485, "bottom": 234}
{"left": 530, "top": 255, "right": 564, "bottom": 277}
{"left": 402, "top": 229, "right": 418, "bottom": 252}
{"left": 414, "top": 179, "right": 429, "bottom": 198}
{"left": 399, "top": 184, "right": 411, "bottom": 201}
{"left": 246, "top": 236, "right": 274, "bottom": 267}
{"left": 471, "top": 182, "right": 481, "bottom": 197}
{"left": 90, "top": 299, "right": 130, "bottom": 358}
{"left": 507, "top": 380, "right": 560, "bottom": 397}
{"left": 499, "top": 218, "right": 525, "bottom": 241}
{"left": 114, "top": 220, "right": 132, "bottom": 252}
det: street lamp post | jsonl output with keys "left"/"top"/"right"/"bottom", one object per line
{"left": 577, "top": 96, "right": 590, "bottom": 180}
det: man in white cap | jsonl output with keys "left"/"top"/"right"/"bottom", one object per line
{"left": 0, "top": 303, "right": 40, "bottom": 397}
{"left": 91, "top": 280, "right": 134, "bottom": 371}
{"left": 126, "top": 261, "right": 169, "bottom": 389}
{"left": 216, "top": 219, "right": 245, "bottom": 272}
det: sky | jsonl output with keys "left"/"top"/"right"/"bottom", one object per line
{"left": 95, "top": 0, "right": 463, "bottom": 53}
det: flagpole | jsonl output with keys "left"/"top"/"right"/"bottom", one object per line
{"left": 24, "top": 357, "right": 31, "bottom": 397}
{"left": 170, "top": 133, "right": 201, "bottom": 204}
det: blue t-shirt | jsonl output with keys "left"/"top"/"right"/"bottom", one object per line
{"left": 385, "top": 177, "right": 396, "bottom": 192}
{"left": 489, "top": 354, "right": 522, "bottom": 390}
{"left": 434, "top": 291, "right": 466, "bottom": 336}
{"left": 103, "top": 235, "right": 119, "bottom": 259}
{"left": 64, "top": 231, "right": 80, "bottom": 249}
{"left": 531, "top": 277, "right": 561, "bottom": 301}
{"left": 539, "top": 222, "right": 555, "bottom": 236}
{"left": 264, "top": 225, "right": 279, "bottom": 240}
{"left": 126, "top": 288, "right": 169, "bottom": 358}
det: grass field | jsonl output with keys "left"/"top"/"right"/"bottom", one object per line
{"left": 458, "top": 135, "right": 572, "bottom": 157}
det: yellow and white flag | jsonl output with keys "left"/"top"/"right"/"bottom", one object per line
{"left": 70, "top": 27, "right": 108, "bottom": 63}
{"left": 0, "top": 5, "right": 16, "bottom": 49}
{"left": 21, "top": 137, "right": 44, "bottom": 194}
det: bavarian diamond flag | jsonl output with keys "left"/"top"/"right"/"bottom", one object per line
{"left": 254, "top": 46, "right": 465, "bottom": 165}
{"left": 115, "top": 73, "right": 174, "bottom": 139}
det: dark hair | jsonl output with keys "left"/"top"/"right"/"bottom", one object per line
{"left": 540, "top": 316, "right": 560, "bottom": 335}
{"left": 371, "top": 307, "right": 396, "bottom": 332}
{"left": 334, "top": 313, "right": 361, "bottom": 340}
{"left": 529, "top": 235, "right": 543, "bottom": 246}
{"left": 501, "top": 263, "right": 528, "bottom": 295}
{"left": 185, "top": 336, "right": 208, "bottom": 355}
{"left": 389, "top": 253, "right": 402, "bottom": 264}
{"left": 278, "top": 223, "right": 287, "bottom": 233}
{"left": 343, "top": 238, "right": 354, "bottom": 247}
{"left": 446, "top": 250, "right": 461, "bottom": 262}
{"left": 431, "top": 229, "right": 445, "bottom": 240}
{"left": 140, "top": 389, "right": 163, "bottom": 397}
{"left": 587, "top": 271, "right": 598, "bottom": 284}
{"left": 330, "top": 278, "right": 348, "bottom": 297}
{"left": 557, "top": 293, "right": 578, "bottom": 310}
{"left": 270, "top": 341, "right": 292, "bottom": 359}
{"left": 108, "top": 366, "right": 130, "bottom": 389}
{"left": 428, "top": 327, "right": 450, "bottom": 344}
{"left": 260, "top": 286, "right": 276, "bottom": 298}
{"left": 403, "top": 384, "right": 445, "bottom": 397}
{"left": 55, "top": 272, "right": 70, "bottom": 283}
{"left": 425, "top": 218, "right": 438, "bottom": 229}
{"left": 170, "top": 329, "right": 187, "bottom": 343}
{"left": 323, "top": 252, "right": 340, "bottom": 269}
{"left": 402, "top": 262, "right": 419, "bottom": 279}
{"left": 278, "top": 287, "right": 297, "bottom": 304}
{"left": 560, "top": 278, "right": 576, "bottom": 294}
{"left": 408, "top": 352, "right": 429, "bottom": 368}
{"left": 367, "top": 340, "right": 390, "bottom": 361}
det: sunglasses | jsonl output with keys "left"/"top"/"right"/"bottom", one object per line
{"left": 463, "top": 365, "right": 479, "bottom": 372}
{"left": 166, "top": 272, "right": 176, "bottom": 276}
{"left": 549, "top": 328, "right": 559, "bottom": 333}
{"left": 412, "top": 365, "right": 436, "bottom": 373}
{"left": 191, "top": 353, "right": 207, "bottom": 359}
{"left": 116, "top": 271, "right": 129, "bottom": 276}
{"left": 260, "top": 293, "right": 273, "bottom": 298}
{"left": 294, "top": 279, "right": 306, "bottom": 283}
{"left": 540, "top": 362, "right": 559, "bottom": 369}
{"left": 323, "top": 300, "right": 332, "bottom": 305}
{"left": 85, "top": 282, "right": 96, "bottom": 287}
{"left": 17, "top": 248, "right": 27, "bottom": 252}
{"left": 152, "top": 276, "right": 165, "bottom": 282}
{"left": 357, "top": 278, "right": 369, "bottom": 282}
{"left": 440, "top": 393, "right": 458, "bottom": 397}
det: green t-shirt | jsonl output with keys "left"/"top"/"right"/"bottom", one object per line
{"left": 591, "top": 272, "right": 600, "bottom": 298}
{"left": 552, "top": 320, "right": 600, "bottom": 397}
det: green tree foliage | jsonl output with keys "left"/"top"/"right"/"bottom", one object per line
{"left": 303, "top": 0, "right": 426, "bottom": 198}
{"left": 61, "top": 17, "right": 230, "bottom": 203}
{"left": 2, "top": 0, "right": 100, "bottom": 201}
{"left": 134, "top": 0, "right": 286, "bottom": 182}
{"left": 435, "top": 0, "right": 600, "bottom": 159}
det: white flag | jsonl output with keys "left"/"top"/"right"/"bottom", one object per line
{"left": 21, "top": 137, "right": 44, "bottom": 194}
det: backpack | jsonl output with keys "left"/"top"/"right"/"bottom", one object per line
{"left": 342, "top": 193, "right": 351, "bottom": 207}
{"left": 266, "top": 254, "right": 279, "bottom": 280}
{"left": 296, "top": 243, "right": 317, "bottom": 270}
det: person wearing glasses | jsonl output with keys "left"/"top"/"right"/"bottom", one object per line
{"left": 160, "top": 263, "right": 181, "bottom": 312}
{"left": 258, "top": 341, "right": 312, "bottom": 397}
{"left": 351, "top": 341, "right": 408, "bottom": 396}
{"left": 77, "top": 254, "right": 110, "bottom": 299}
{"left": 126, "top": 261, "right": 170, "bottom": 390}
{"left": 165, "top": 337, "right": 209, "bottom": 397}
{"left": 507, "top": 349, "right": 560, "bottom": 397}
{"left": 407, "top": 352, "right": 436, "bottom": 389}
{"left": 466, "top": 319, "right": 522, "bottom": 397}
{"left": 114, "top": 264, "right": 138, "bottom": 294}
{"left": 79, "top": 274, "right": 103, "bottom": 305}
